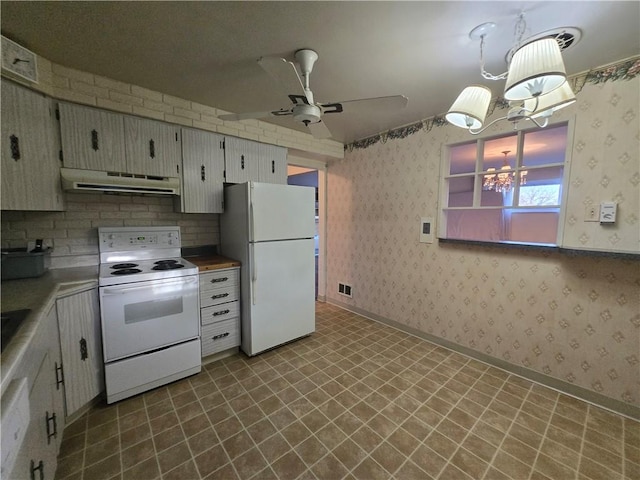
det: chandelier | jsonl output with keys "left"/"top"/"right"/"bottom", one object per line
{"left": 483, "top": 150, "right": 528, "bottom": 193}
{"left": 446, "top": 15, "right": 577, "bottom": 135}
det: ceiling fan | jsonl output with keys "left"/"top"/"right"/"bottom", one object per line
{"left": 218, "top": 49, "right": 409, "bottom": 139}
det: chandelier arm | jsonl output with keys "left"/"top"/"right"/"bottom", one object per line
{"left": 528, "top": 115, "right": 549, "bottom": 128}
{"left": 468, "top": 115, "right": 508, "bottom": 135}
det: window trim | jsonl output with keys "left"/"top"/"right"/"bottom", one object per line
{"left": 438, "top": 117, "right": 575, "bottom": 247}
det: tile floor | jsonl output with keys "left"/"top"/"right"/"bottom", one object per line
{"left": 55, "top": 302, "right": 639, "bottom": 480}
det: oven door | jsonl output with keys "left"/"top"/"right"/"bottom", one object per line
{"left": 100, "top": 275, "right": 200, "bottom": 362}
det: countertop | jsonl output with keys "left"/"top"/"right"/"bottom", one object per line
{"left": 187, "top": 255, "right": 241, "bottom": 271}
{"left": 1, "top": 266, "right": 99, "bottom": 394}
{"left": 0, "top": 256, "right": 239, "bottom": 393}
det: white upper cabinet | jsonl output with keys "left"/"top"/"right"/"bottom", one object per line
{"left": 224, "top": 136, "right": 261, "bottom": 184}
{"left": 58, "top": 102, "right": 127, "bottom": 172}
{"left": 224, "top": 136, "right": 288, "bottom": 185}
{"left": 59, "top": 102, "right": 181, "bottom": 178}
{"left": 257, "top": 142, "right": 287, "bottom": 184}
{"left": 124, "top": 116, "right": 181, "bottom": 177}
{"left": 180, "top": 128, "right": 225, "bottom": 213}
{"left": 1, "top": 81, "right": 64, "bottom": 211}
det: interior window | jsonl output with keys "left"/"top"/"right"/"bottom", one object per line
{"left": 440, "top": 123, "right": 569, "bottom": 246}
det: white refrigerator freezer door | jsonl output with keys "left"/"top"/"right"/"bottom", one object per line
{"left": 245, "top": 238, "right": 315, "bottom": 355}
{"left": 250, "top": 182, "right": 315, "bottom": 242}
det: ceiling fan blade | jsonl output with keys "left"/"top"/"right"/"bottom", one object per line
{"left": 218, "top": 109, "right": 292, "bottom": 121}
{"left": 322, "top": 95, "right": 408, "bottom": 114}
{"left": 258, "top": 56, "right": 310, "bottom": 101}
{"left": 307, "top": 120, "right": 332, "bottom": 139}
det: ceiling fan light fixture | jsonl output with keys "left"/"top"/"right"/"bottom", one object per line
{"left": 446, "top": 85, "right": 492, "bottom": 129}
{"left": 292, "top": 103, "right": 322, "bottom": 125}
{"left": 524, "top": 81, "right": 576, "bottom": 118}
{"left": 504, "top": 38, "right": 567, "bottom": 101}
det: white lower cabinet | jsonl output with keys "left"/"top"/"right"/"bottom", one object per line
{"left": 56, "top": 288, "right": 104, "bottom": 418}
{"left": 7, "top": 306, "right": 63, "bottom": 480}
{"left": 199, "top": 268, "right": 241, "bottom": 357}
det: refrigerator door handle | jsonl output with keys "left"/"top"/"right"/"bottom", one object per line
{"left": 249, "top": 184, "right": 255, "bottom": 241}
{"left": 250, "top": 243, "right": 257, "bottom": 305}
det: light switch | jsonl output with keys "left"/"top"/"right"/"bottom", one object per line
{"left": 420, "top": 217, "right": 434, "bottom": 243}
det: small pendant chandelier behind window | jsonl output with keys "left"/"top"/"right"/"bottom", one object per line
{"left": 483, "top": 150, "right": 528, "bottom": 193}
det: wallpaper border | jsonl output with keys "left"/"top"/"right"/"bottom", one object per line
{"left": 326, "top": 299, "right": 640, "bottom": 421}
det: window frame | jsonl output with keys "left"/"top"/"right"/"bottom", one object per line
{"left": 438, "top": 118, "right": 574, "bottom": 247}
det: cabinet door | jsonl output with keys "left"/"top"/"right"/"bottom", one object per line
{"left": 58, "top": 102, "right": 127, "bottom": 172}
{"left": 257, "top": 143, "right": 288, "bottom": 184}
{"left": 9, "top": 353, "right": 57, "bottom": 480}
{"left": 57, "top": 288, "right": 104, "bottom": 417}
{"left": 1, "top": 81, "right": 64, "bottom": 211}
{"left": 224, "top": 136, "right": 260, "bottom": 183}
{"left": 180, "top": 128, "right": 225, "bottom": 213}
{"left": 124, "top": 116, "right": 181, "bottom": 177}
{"left": 45, "top": 306, "right": 65, "bottom": 449}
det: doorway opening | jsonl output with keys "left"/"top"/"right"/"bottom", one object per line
{"left": 287, "top": 166, "right": 319, "bottom": 299}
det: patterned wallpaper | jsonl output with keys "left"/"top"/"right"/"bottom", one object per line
{"left": 563, "top": 79, "right": 639, "bottom": 252}
{"left": 326, "top": 76, "right": 640, "bottom": 409}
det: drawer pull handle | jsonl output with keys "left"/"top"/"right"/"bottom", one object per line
{"left": 211, "top": 293, "right": 229, "bottom": 300}
{"left": 91, "top": 129, "right": 99, "bottom": 151}
{"left": 30, "top": 460, "right": 44, "bottom": 480}
{"left": 46, "top": 411, "right": 57, "bottom": 444}
{"left": 10, "top": 134, "right": 20, "bottom": 161}
{"left": 149, "top": 139, "right": 155, "bottom": 158}
{"left": 213, "top": 332, "right": 230, "bottom": 341}
{"left": 212, "top": 309, "right": 230, "bottom": 317}
{"left": 241, "top": 155, "right": 245, "bottom": 170}
{"left": 201, "top": 165, "right": 206, "bottom": 181}
{"left": 55, "top": 361, "right": 64, "bottom": 389}
{"left": 79, "top": 337, "right": 88, "bottom": 361}
{"left": 210, "top": 277, "right": 228, "bottom": 283}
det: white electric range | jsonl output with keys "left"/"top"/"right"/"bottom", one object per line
{"left": 98, "top": 226, "right": 201, "bottom": 403}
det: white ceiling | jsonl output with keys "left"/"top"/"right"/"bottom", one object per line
{"left": 2, "top": 1, "right": 638, "bottom": 144}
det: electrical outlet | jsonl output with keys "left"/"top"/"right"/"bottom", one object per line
{"left": 338, "top": 282, "right": 352, "bottom": 298}
{"left": 584, "top": 205, "right": 599, "bottom": 222}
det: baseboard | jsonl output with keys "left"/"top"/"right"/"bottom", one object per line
{"left": 327, "top": 299, "right": 640, "bottom": 421}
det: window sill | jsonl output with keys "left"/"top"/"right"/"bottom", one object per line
{"left": 438, "top": 237, "right": 559, "bottom": 252}
{"left": 437, "top": 238, "right": 640, "bottom": 259}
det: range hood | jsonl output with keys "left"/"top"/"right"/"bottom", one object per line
{"left": 60, "top": 168, "right": 180, "bottom": 195}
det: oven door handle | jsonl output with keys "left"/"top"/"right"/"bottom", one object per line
{"left": 101, "top": 276, "right": 198, "bottom": 295}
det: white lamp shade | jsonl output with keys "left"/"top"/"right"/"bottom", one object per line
{"left": 446, "top": 85, "right": 492, "bottom": 129}
{"left": 504, "top": 38, "right": 567, "bottom": 101}
{"left": 524, "top": 81, "right": 576, "bottom": 118}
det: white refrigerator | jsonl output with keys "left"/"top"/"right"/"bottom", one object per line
{"left": 220, "top": 181, "right": 316, "bottom": 356}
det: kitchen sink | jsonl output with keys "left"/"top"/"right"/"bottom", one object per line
{"left": 1, "top": 309, "right": 31, "bottom": 353}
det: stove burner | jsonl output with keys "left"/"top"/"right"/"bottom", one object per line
{"left": 154, "top": 260, "right": 179, "bottom": 266}
{"left": 111, "top": 263, "right": 139, "bottom": 269}
{"left": 152, "top": 263, "right": 185, "bottom": 271}
{"left": 111, "top": 268, "right": 142, "bottom": 275}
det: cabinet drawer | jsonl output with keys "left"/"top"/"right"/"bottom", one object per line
{"left": 199, "top": 269, "right": 239, "bottom": 293}
{"left": 201, "top": 302, "right": 239, "bottom": 326}
{"left": 201, "top": 318, "right": 240, "bottom": 356}
{"left": 200, "top": 285, "right": 239, "bottom": 308}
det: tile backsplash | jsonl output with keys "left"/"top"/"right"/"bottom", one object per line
{"left": 1, "top": 193, "right": 219, "bottom": 267}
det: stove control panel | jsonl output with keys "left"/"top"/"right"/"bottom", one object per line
{"left": 99, "top": 227, "right": 181, "bottom": 252}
